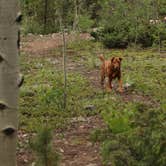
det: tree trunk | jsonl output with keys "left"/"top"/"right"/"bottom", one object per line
{"left": 62, "top": 28, "right": 67, "bottom": 110}
{"left": 0, "top": 1, "right": 19, "bottom": 166}
{"left": 156, "top": 0, "right": 161, "bottom": 53}
{"left": 73, "top": 0, "right": 79, "bottom": 31}
{"left": 134, "top": 17, "right": 138, "bottom": 49}
{"left": 44, "top": 0, "right": 48, "bottom": 34}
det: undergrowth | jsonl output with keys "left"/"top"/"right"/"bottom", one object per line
{"left": 19, "top": 54, "right": 93, "bottom": 132}
{"left": 30, "top": 126, "right": 59, "bottom": 166}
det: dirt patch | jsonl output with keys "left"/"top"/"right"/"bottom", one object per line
{"left": 21, "top": 33, "right": 93, "bottom": 56}
{"left": 121, "top": 91, "right": 159, "bottom": 107}
{"left": 54, "top": 116, "right": 104, "bottom": 166}
{"left": 17, "top": 131, "right": 34, "bottom": 166}
{"left": 17, "top": 116, "right": 105, "bottom": 166}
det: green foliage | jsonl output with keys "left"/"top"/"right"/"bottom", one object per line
{"left": 91, "top": 0, "right": 166, "bottom": 48}
{"left": 78, "top": 15, "right": 94, "bottom": 32}
{"left": 20, "top": 0, "right": 99, "bottom": 34}
{"left": 128, "top": 108, "right": 166, "bottom": 166}
{"left": 101, "top": 139, "right": 136, "bottom": 166}
{"left": 20, "top": 0, "right": 166, "bottom": 47}
{"left": 39, "top": 87, "right": 64, "bottom": 111}
{"left": 99, "top": 106, "right": 166, "bottom": 166}
{"left": 30, "top": 127, "right": 59, "bottom": 166}
{"left": 102, "top": 108, "right": 132, "bottom": 134}
{"left": 159, "top": 0, "right": 166, "bottom": 15}
{"left": 102, "top": 31, "right": 128, "bottom": 49}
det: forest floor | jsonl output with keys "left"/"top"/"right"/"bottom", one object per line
{"left": 17, "top": 33, "right": 165, "bottom": 166}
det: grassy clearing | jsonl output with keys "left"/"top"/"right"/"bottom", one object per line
{"left": 68, "top": 40, "right": 166, "bottom": 104}
{"left": 20, "top": 39, "right": 166, "bottom": 133}
{"left": 65, "top": 41, "right": 166, "bottom": 166}
{"left": 19, "top": 39, "right": 166, "bottom": 165}
{"left": 19, "top": 53, "right": 95, "bottom": 132}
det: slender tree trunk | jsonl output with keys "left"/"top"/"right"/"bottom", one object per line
{"left": 44, "top": 0, "right": 48, "bottom": 34}
{"left": 58, "top": 13, "right": 67, "bottom": 110}
{"left": 73, "top": 0, "right": 78, "bottom": 31}
{"left": 134, "top": 17, "right": 138, "bottom": 49}
{"left": 62, "top": 28, "right": 67, "bottom": 110}
{"left": 0, "top": 1, "right": 19, "bottom": 166}
{"left": 156, "top": 0, "right": 161, "bottom": 53}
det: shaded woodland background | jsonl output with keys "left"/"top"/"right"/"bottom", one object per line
{"left": 20, "top": 0, "right": 166, "bottom": 48}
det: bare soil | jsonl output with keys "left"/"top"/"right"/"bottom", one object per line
{"left": 54, "top": 116, "right": 105, "bottom": 166}
{"left": 21, "top": 33, "right": 92, "bottom": 56}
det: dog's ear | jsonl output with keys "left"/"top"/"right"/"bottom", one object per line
{"left": 119, "top": 57, "right": 122, "bottom": 61}
{"left": 111, "top": 57, "right": 115, "bottom": 62}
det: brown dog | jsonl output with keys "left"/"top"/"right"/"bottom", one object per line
{"left": 99, "top": 54, "right": 123, "bottom": 93}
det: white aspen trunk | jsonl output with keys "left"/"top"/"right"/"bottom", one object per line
{"left": 0, "top": 1, "right": 19, "bottom": 166}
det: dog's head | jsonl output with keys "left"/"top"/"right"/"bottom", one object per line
{"left": 111, "top": 57, "right": 122, "bottom": 70}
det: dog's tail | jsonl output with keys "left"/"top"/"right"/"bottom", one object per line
{"left": 99, "top": 54, "right": 105, "bottom": 62}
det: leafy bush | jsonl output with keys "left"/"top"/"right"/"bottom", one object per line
{"left": 99, "top": 104, "right": 166, "bottom": 166}
{"left": 91, "top": 23, "right": 166, "bottom": 48}
{"left": 78, "top": 15, "right": 94, "bottom": 32}
{"left": 102, "top": 32, "right": 128, "bottom": 48}
{"left": 91, "top": 25, "right": 129, "bottom": 48}
{"left": 22, "top": 18, "right": 43, "bottom": 35}
{"left": 39, "top": 87, "right": 64, "bottom": 111}
{"left": 102, "top": 108, "right": 132, "bottom": 134}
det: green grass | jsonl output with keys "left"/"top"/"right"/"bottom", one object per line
{"left": 19, "top": 39, "right": 166, "bottom": 137}
{"left": 19, "top": 53, "right": 95, "bottom": 132}
{"left": 65, "top": 40, "right": 166, "bottom": 166}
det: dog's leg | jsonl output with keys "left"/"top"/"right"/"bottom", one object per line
{"left": 101, "top": 74, "right": 105, "bottom": 97}
{"left": 100, "top": 67, "right": 105, "bottom": 88}
{"left": 101, "top": 74, "right": 105, "bottom": 88}
{"left": 107, "top": 77, "right": 112, "bottom": 92}
{"left": 117, "top": 78, "right": 123, "bottom": 93}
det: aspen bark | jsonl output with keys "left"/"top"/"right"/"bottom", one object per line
{"left": 0, "top": 1, "right": 19, "bottom": 166}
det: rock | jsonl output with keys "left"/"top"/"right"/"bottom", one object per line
{"left": 84, "top": 105, "right": 95, "bottom": 111}
{"left": 79, "top": 125, "right": 85, "bottom": 129}
{"left": 124, "top": 82, "right": 134, "bottom": 90}
{"left": 31, "top": 162, "right": 36, "bottom": 166}
{"left": 59, "top": 148, "right": 64, "bottom": 153}
{"left": 28, "top": 33, "right": 33, "bottom": 36}
{"left": 86, "top": 164, "right": 97, "bottom": 166}
{"left": 71, "top": 116, "right": 87, "bottom": 123}
{"left": 24, "top": 159, "right": 28, "bottom": 163}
